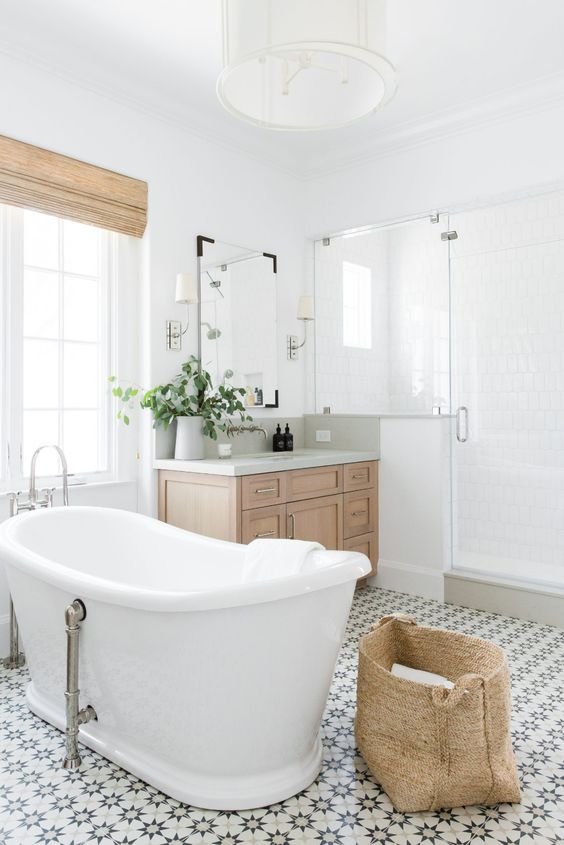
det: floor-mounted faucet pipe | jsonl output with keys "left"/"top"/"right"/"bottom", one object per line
{"left": 2, "top": 494, "right": 25, "bottom": 669}
{"left": 62, "top": 599, "right": 96, "bottom": 770}
{"left": 3, "top": 445, "right": 71, "bottom": 669}
{"left": 3, "top": 600, "right": 25, "bottom": 669}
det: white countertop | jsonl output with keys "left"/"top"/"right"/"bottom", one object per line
{"left": 154, "top": 448, "right": 380, "bottom": 477}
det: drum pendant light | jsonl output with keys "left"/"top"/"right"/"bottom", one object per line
{"left": 217, "top": 0, "right": 397, "bottom": 131}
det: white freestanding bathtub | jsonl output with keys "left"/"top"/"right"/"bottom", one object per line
{"left": 0, "top": 506, "right": 370, "bottom": 809}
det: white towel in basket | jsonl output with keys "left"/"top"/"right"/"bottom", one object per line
{"left": 244, "top": 538, "right": 323, "bottom": 580}
{"left": 391, "top": 662, "right": 454, "bottom": 689}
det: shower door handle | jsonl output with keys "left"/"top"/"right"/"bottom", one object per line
{"left": 456, "top": 406, "right": 469, "bottom": 443}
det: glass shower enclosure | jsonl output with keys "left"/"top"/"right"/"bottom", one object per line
{"left": 449, "top": 191, "right": 564, "bottom": 591}
{"left": 313, "top": 188, "right": 564, "bottom": 594}
{"left": 313, "top": 215, "right": 450, "bottom": 415}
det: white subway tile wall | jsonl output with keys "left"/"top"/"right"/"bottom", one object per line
{"left": 451, "top": 191, "right": 564, "bottom": 588}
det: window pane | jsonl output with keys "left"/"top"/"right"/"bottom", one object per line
{"left": 23, "top": 339, "right": 58, "bottom": 408}
{"left": 63, "top": 220, "right": 100, "bottom": 276}
{"left": 19, "top": 210, "right": 110, "bottom": 477}
{"left": 23, "top": 210, "right": 59, "bottom": 270}
{"left": 343, "top": 261, "right": 372, "bottom": 349}
{"left": 63, "top": 411, "right": 101, "bottom": 473}
{"left": 23, "top": 411, "right": 59, "bottom": 473}
{"left": 64, "top": 276, "right": 99, "bottom": 342}
{"left": 64, "top": 343, "right": 99, "bottom": 408}
{"left": 24, "top": 269, "right": 59, "bottom": 338}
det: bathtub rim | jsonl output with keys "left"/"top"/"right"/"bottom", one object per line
{"left": 0, "top": 506, "right": 371, "bottom": 612}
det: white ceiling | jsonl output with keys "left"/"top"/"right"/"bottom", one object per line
{"left": 1, "top": 0, "right": 564, "bottom": 177}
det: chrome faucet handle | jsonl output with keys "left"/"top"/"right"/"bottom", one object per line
{"left": 38, "top": 487, "right": 56, "bottom": 507}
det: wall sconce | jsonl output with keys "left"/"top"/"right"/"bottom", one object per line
{"left": 166, "top": 272, "right": 199, "bottom": 351}
{"left": 287, "top": 295, "right": 314, "bottom": 360}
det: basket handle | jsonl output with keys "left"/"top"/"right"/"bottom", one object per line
{"left": 431, "top": 673, "right": 484, "bottom": 710}
{"left": 371, "top": 613, "right": 417, "bottom": 630}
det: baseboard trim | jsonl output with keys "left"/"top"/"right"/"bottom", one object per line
{"left": 370, "top": 559, "right": 445, "bottom": 601}
{"left": 444, "top": 572, "right": 564, "bottom": 628}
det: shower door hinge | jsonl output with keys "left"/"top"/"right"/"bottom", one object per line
{"left": 441, "top": 230, "right": 458, "bottom": 241}
{"left": 322, "top": 237, "right": 331, "bottom": 246}
{"left": 430, "top": 212, "right": 440, "bottom": 224}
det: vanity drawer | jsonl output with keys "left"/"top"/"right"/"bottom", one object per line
{"left": 344, "top": 531, "right": 378, "bottom": 576}
{"left": 344, "top": 461, "right": 378, "bottom": 492}
{"left": 241, "top": 472, "right": 286, "bottom": 510}
{"left": 286, "top": 465, "right": 343, "bottom": 502}
{"left": 242, "top": 505, "right": 286, "bottom": 544}
{"left": 344, "top": 489, "right": 377, "bottom": 538}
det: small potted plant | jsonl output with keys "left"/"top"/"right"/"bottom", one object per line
{"left": 109, "top": 356, "right": 252, "bottom": 459}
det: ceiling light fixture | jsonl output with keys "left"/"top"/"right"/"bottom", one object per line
{"left": 217, "top": 0, "right": 396, "bottom": 131}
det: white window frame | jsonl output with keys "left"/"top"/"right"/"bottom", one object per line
{"left": 0, "top": 204, "right": 135, "bottom": 491}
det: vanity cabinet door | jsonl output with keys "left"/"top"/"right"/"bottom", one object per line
{"left": 287, "top": 495, "right": 343, "bottom": 550}
{"left": 344, "top": 532, "right": 378, "bottom": 577}
{"left": 158, "top": 471, "right": 241, "bottom": 542}
{"left": 241, "top": 505, "right": 286, "bottom": 544}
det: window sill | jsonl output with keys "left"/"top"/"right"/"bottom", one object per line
{"left": 0, "top": 478, "right": 137, "bottom": 495}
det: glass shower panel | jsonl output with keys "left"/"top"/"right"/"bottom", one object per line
{"left": 450, "top": 191, "right": 564, "bottom": 590}
{"left": 314, "top": 216, "right": 450, "bottom": 414}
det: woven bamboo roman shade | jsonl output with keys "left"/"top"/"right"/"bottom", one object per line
{"left": 0, "top": 135, "right": 147, "bottom": 238}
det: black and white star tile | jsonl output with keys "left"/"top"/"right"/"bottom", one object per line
{"left": 1, "top": 587, "right": 563, "bottom": 844}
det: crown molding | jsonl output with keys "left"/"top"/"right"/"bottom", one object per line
{"left": 0, "top": 41, "right": 303, "bottom": 180}
{"left": 300, "top": 71, "right": 564, "bottom": 180}
{"left": 1, "top": 39, "right": 564, "bottom": 184}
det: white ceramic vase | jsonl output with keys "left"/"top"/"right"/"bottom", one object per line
{"left": 175, "top": 416, "right": 205, "bottom": 460}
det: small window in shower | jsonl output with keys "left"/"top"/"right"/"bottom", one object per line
{"left": 342, "top": 261, "right": 372, "bottom": 349}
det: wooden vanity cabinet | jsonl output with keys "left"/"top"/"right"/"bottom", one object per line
{"left": 158, "top": 460, "right": 378, "bottom": 577}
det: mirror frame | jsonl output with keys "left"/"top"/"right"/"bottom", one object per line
{"left": 196, "top": 234, "right": 279, "bottom": 408}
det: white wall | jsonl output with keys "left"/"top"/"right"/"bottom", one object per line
{"left": 304, "top": 101, "right": 564, "bottom": 237}
{"left": 0, "top": 51, "right": 306, "bottom": 655}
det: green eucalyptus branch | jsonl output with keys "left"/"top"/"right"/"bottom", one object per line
{"left": 108, "top": 355, "right": 252, "bottom": 440}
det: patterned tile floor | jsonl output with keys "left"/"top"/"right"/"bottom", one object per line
{"left": 1, "top": 587, "right": 563, "bottom": 844}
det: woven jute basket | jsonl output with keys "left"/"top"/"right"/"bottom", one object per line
{"left": 355, "top": 614, "right": 521, "bottom": 812}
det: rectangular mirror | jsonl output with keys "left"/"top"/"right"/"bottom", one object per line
{"left": 198, "top": 237, "right": 278, "bottom": 408}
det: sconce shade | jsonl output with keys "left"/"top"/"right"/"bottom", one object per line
{"left": 175, "top": 272, "right": 198, "bottom": 304}
{"left": 297, "top": 295, "right": 315, "bottom": 321}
